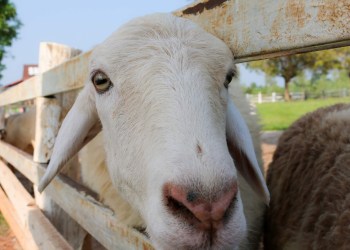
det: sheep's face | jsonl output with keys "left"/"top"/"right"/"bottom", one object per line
{"left": 92, "top": 17, "right": 244, "bottom": 249}
{"left": 39, "top": 14, "right": 269, "bottom": 250}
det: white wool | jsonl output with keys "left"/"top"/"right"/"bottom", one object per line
{"left": 37, "top": 13, "right": 268, "bottom": 249}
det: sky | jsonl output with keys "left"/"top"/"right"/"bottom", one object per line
{"left": 2, "top": 0, "right": 267, "bottom": 86}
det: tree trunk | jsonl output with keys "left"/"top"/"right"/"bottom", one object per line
{"left": 284, "top": 78, "right": 292, "bottom": 101}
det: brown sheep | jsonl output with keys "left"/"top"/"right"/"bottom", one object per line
{"left": 265, "top": 103, "right": 350, "bottom": 250}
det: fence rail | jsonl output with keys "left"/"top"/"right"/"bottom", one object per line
{"left": 0, "top": 140, "right": 153, "bottom": 250}
{"left": 246, "top": 88, "right": 350, "bottom": 103}
{"left": 175, "top": 0, "right": 350, "bottom": 63}
{"left": 0, "top": 0, "right": 349, "bottom": 249}
{"left": 0, "top": 51, "right": 91, "bottom": 107}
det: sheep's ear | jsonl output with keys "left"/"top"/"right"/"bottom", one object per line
{"left": 226, "top": 98, "right": 270, "bottom": 205}
{"left": 38, "top": 87, "right": 101, "bottom": 192}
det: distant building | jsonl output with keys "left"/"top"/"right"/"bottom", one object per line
{"left": 2, "top": 64, "right": 39, "bottom": 89}
{"left": 0, "top": 64, "right": 39, "bottom": 113}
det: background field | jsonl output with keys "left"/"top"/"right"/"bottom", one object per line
{"left": 0, "top": 213, "right": 8, "bottom": 236}
{"left": 257, "top": 97, "right": 350, "bottom": 131}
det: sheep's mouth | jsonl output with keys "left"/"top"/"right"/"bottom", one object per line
{"left": 165, "top": 193, "right": 237, "bottom": 246}
{"left": 166, "top": 193, "right": 237, "bottom": 226}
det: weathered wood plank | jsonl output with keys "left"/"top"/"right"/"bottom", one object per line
{"left": 0, "top": 51, "right": 91, "bottom": 107}
{"left": 39, "top": 46, "right": 90, "bottom": 97}
{"left": 0, "top": 160, "right": 73, "bottom": 250}
{"left": 38, "top": 42, "right": 82, "bottom": 73}
{"left": 0, "top": 187, "right": 39, "bottom": 250}
{"left": 174, "top": 0, "right": 350, "bottom": 63}
{"left": 0, "top": 140, "right": 154, "bottom": 250}
{"left": 0, "top": 76, "right": 41, "bottom": 106}
{"left": 1, "top": 0, "right": 349, "bottom": 106}
{"left": 33, "top": 97, "right": 61, "bottom": 163}
{"left": 34, "top": 42, "right": 87, "bottom": 250}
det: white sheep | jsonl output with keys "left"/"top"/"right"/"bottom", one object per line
{"left": 265, "top": 103, "right": 350, "bottom": 249}
{"left": 0, "top": 108, "right": 36, "bottom": 153}
{"left": 0, "top": 107, "right": 5, "bottom": 139}
{"left": 38, "top": 13, "right": 269, "bottom": 249}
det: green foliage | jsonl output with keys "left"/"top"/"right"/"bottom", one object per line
{"left": 242, "top": 82, "right": 283, "bottom": 95}
{"left": 289, "top": 70, "right": 350, "bottom": 98}
{"left": 256, "top": 97, "right": 350, "bottom": 131}
{"left": 248, "top": 50, "right": 343, "bottom": 80}
{"left": 243, "top": 70, "right": 350, "bottom": 97}
{"left": 246, "top": 47, "right": 350, "bottom": 100}
{"left": 0, "top": 0, "right": 21, "bottom": 79}
{"left": 242, "top": 70, "right": 350, "bottom": 98}
{"left": 0, "top": 212, "right": 9, "bottom": 235}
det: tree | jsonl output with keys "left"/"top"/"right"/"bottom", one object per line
{"left": 334, "top": 47, "right": 350, "bottom": 79}
{"left": 247, "top": 49, "right": 342, "bottom": 101}
{"left": 0, "top": 0, "right": 21, "bottom": 80}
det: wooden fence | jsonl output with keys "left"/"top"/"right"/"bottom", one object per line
{"left": 246, "top": 88, "right": 350, "bottom": 103}
{"left": 0, "top": 0, "right": 349, "bottom": 249}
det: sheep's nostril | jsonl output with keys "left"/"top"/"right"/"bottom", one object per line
{"left": 166, "top": 195, "right": 197, "bottom": 222}
{"left": 163, "top": 182, "right": 238, "bottom": 230}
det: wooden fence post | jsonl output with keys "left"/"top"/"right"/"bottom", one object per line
{"left": 33, "top": 97, "right": 61, "bottom": 163}
{"left": 33, "top": 42, "right": 87, "bottom": 249}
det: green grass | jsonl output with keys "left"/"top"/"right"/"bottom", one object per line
{"left": 257, "top": 97, "right": 350, "bottom": 131}
{"left": 0, "top": 212, "right": 9, "bottom": 236}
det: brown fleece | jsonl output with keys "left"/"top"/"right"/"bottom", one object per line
{"left": 265, "top": 103, "right": 350, "bottom": 250}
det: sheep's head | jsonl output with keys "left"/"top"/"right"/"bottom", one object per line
{"left": 38, "top": 14, "right": 269, "bottom": 249}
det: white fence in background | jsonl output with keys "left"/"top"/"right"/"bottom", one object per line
{"left": 247, "top": 88, "right": 350, "bottom": 103}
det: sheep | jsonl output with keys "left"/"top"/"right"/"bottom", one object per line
{"left": 1, "top": 106, "right": 98, "bottom": 247}
{"left": 0, "top": 108, "right": 36, "bottom": 196}
{"left": 264, "top": 103, "right": 350, "bottom": 250}
{"left": 0, "top": 107, "right": 5, "bottom": 139}
{"left": 38, "top": 13, "right": 269, "bottom": 250}
{"left": 0, "top": 108, "right": 36, "bottom": 154}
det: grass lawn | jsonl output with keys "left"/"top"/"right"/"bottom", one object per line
{"left": 0, "top": 212, "right": 9, "bottom": 236}
{"left": 256, "top": 97, "right": 350, "bottom": 131}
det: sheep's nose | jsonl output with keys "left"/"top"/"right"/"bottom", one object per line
{"left": 163, "top": 181, "right": 237, "bottom": 230}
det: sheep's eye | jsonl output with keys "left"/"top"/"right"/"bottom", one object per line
{"left": 91, "top": 71, "right": 113, "bottom": 93}
{"left": 224, "top": 71, "right": 235, "bottom": 89}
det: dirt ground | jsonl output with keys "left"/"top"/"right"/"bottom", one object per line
{"left": 0, "top": 231, "right": 21, "bottom": 250}
{"left": 0, "top": 131, "right": 283, "bottom": 250}
{"left": 261, "top": 131, "right": 283, "bottom": 172}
